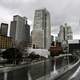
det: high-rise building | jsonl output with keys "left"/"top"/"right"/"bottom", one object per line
{"left": 58, "top": 25, "right": 65, "bottom": 42}
{"left": 0, "top": 23, "right": 8, "bottom": 36}
{"left": 32, "top": 8, "right": 51, "bottom": 49}
{"left": 51, "top": 35, "right": 54, "bottom": 42}
{"left": 55, "top": 36, "right": 58, "bottom": 42}
{"left": 64, "top": 24, "right": 73, "bottom": 40}
{"left": 58, "top": 23, "right": 73, "bottom": 42}
{"left": 10, "top": 15, "right": 30, "bottom": 47}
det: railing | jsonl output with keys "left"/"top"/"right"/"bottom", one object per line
{"left": 0, "top": 59, "right": 51, "bottom": 80}
{"left": 0, "top": 54, "right": 79, "bottom": 80}
{"left": 50, "top": 54, "right": 79, "bottom": 80}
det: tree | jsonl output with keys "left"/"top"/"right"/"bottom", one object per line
{"left": 1, "top": 48, "right": 23, "bottom": 64}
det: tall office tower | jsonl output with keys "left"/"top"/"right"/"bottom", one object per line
{"left": 55, "top": 36, "right": 58, "bottom": 42}
{"left": 0, "top": 23, "right": 8, "bottom": 36}
{"left": 10, "top": 15, "right": 30, "bottom": 47}
{"left": 58, "top": 23, "right": 73, "bottom": 42}
{"left": 51, "top": 35, "right": 54, "bottom": 42}
{"left": 64, "top": 24, "right": 73, "bottom": 40}
{"left": 32, "top": 8, "right": 51, "bottom": 49}
{"left": 58, "top": 25, "right": 65, "bottom": 42}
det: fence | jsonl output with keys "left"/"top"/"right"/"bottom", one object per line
{"left": 0, "top": 59, "right": 51, "bottom": 80}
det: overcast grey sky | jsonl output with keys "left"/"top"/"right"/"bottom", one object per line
{"left": 0, "top": 0, "right": 80, "bottom": 39}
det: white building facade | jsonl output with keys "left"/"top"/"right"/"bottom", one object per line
{"left": 32, "top": 8, "right": 51, "bottom": 49}
{"left": 58, "top": 23, "right": 73, "bottom": 42}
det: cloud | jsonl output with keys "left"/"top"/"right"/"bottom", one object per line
{"left": 0, "top": 6, "right": 12, "bottom": 23}
{"left": 0, "top": 0, "right": 80, "bottom": 39}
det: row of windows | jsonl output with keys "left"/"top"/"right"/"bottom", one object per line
{"left": 0, "top": 36, "right": 13, "bottom": 48}
{"left": 0, "top": 44, "right": 12, "bottom": 48}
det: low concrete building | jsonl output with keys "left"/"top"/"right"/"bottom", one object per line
{"left": 68, "top": 40, "right": 80, "bottom": 53}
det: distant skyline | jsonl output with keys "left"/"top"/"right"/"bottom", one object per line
{"left": 0, "top": 0, "right": 80, "bottom": 39}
